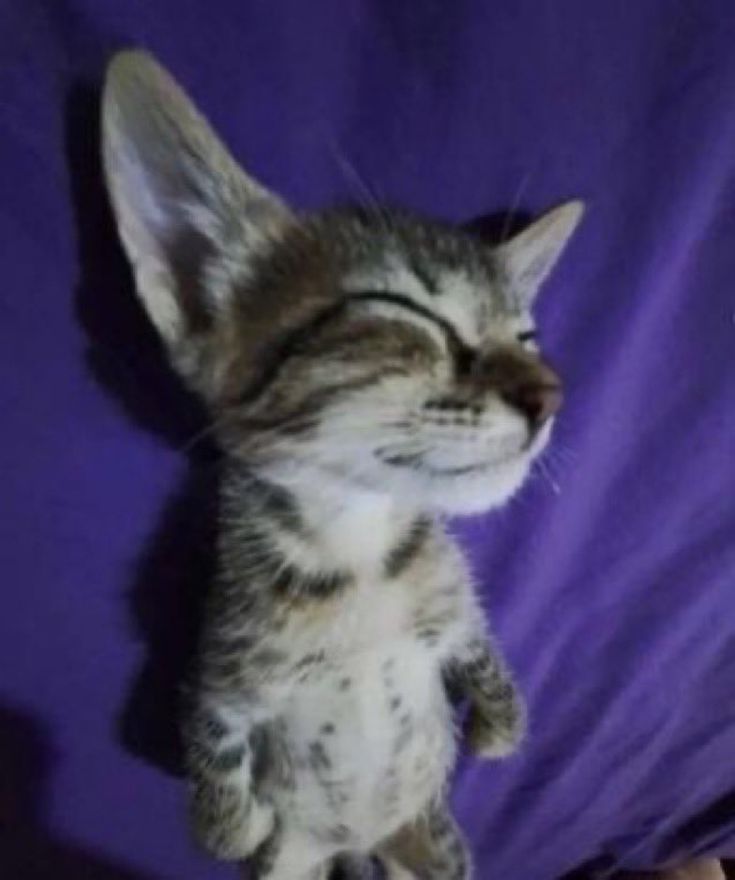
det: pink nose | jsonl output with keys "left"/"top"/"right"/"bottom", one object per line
{"left": 502, "top": 382, "right": 563, "bottom": 426}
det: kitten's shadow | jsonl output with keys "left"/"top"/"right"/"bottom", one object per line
{"left": 0, "top": 703, "right": 159, "bottom": 878}
{"left": 66, "top": 83, "right": 217, "bottom": 777}
{"left": 65, "top": 81, "right": 532, "bottom": 778}
{"left": 117, "top": 466, "right": 219, "bottom": 777}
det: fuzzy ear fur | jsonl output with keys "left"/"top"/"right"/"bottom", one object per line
{"left": 102, "top": 50, "right": 293, "bottom": 351}
{"left": 494, "top": 201, "right": 584, "bottom": 306}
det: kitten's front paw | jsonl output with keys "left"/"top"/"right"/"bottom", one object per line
{"left": 244, "top": 796, "right": 278, "bottom": 854}
{"left": 191, "top": 783, "right": 276, "bottom": 860}
{"left": 466, "top": 692, "right": 526, "bottom": 759}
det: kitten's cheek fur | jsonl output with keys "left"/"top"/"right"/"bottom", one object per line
{"left": 442, "top": 418, "right": 557, "bottom": 514}
{"left": 431, "top": 458, "right": 533, "bottom": 515}
{"left": 530, "top": 417, "right": 554, "bottom": 455}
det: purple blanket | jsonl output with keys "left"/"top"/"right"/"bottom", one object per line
{"left": 1, "top": 2, "right": 734, "bottom": 878}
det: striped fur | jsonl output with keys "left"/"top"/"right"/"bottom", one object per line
{"left": 102, "top": 51, "right": 583, "bottom": 880}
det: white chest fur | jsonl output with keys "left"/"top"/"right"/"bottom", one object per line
{"left": 250, "top": 475, "right": 477, "bottom": 850}
{"left": 296, "top": 478, "right": 415, "bottom": 575}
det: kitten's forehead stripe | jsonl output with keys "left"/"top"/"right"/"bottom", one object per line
{"left": 327, "top": 209, "right": 503, "bottom": 348}
{"left": 344, "top": 292, "right": 473, "bottom": 362}
{"left": 406, "top": 253, "right": 439, "bottom": 294}
{"left": 346, "top": 297, "right": 449, "bottom": 355}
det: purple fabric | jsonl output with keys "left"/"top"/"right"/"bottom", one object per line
{"left": 1, "top": 2, "right": 734, "bottom": 878}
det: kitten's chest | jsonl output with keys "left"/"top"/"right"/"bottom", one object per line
{"left": 260, "top": 521, "right": 470, "bottom": 840}
{"left": 275, "top": 631, "right": 455, "bottom": 843}
{"left": 283, "top": 565, "right": 466, "bottom": 664}
{"left": 267, "top": 488, "right": 472, "bottom": 661}
{"left": 319, "top": 575, "right": 417, "bottom": 649}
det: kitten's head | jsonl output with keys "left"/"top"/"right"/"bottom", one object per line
{"left": 103, "top": 51, "right": 583, "bottom": 515}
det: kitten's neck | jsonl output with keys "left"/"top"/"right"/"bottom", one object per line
{"left": 250, "top": 463, "right": 422, "bottom": 574}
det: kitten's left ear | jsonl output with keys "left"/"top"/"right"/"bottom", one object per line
{"left": 494, "top": 201, "right": 584, "bottom": 307}
{"left": 102, "top": 50, "right": 293, "bottom": 368}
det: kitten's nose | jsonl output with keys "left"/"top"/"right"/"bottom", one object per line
{"left": 502, "top": 381, "right": 563, "bottom": 426}
{"left": 475, "top": 351, "right": 563, "bottom": 427}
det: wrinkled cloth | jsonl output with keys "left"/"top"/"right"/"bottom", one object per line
{"left": 1, "top": 2, "right": 734, "bottom": 878}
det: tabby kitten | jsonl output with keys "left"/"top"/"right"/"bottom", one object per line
{"left": 102, "top": 51, "right": 582, "bottom": 880}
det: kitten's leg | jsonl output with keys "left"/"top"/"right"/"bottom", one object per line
{"left": 445, "top": 636, "right": 525, "bottom": 759}
{"left": 381, "top": 862, "right": 415, "bottom": 880}
{"left": 184, "top": 698, "right": 276, "bottom": 860}
{"left": 378, "top": 800, "right": 471, "bottom": 880}
{"left": 329, "top": 852, "right": 375, "bottom": 880}
{"left": 251, "top": 825, "right": 334, "bottom": 880}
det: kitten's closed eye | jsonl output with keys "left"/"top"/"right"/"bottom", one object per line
{"left": 516, "top": 330, "right": 537, "bottom": 343}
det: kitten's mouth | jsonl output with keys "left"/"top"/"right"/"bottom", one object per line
{"left": 426, "top": 462, "right": 492, "bottom": 476}
{"left": 377, "top": 450, "right": 516, "bottom": 477}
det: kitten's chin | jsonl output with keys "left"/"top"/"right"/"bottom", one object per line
{"left": 412, "top": 422, "right": 553, "bottom": 515}
{"left": 423, "top": 455, "right": 533, "bottom": 515}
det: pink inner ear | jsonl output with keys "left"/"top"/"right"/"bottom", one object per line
{"left": 494, "top": 201, "right": 584, "bottom": 306}
{"left": 102, "top": 50, "right": 294, "bottom": 362}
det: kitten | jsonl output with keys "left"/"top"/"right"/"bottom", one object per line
{"left": 102, "top": 51, "right": 582, "bottom": 880}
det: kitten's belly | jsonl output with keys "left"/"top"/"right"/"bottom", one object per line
{"left": 275, "top": 643, "right": 454, "bottom": 848}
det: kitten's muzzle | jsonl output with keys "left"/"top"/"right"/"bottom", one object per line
{"left": 471, "top": 351, "right": 563, "bottom": 431}
{"left": 502, "top": 379, "right": 563, "bottom": 429}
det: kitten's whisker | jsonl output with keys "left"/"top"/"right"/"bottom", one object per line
{"left": 534, "top": 455, "right": 562, "bottom": 496}
{"left": 179, "top": 413, "right": 230, "bottom": 452}
{"left": 236, "top": 415, "right": 382, "bottom": 451}
{"left": 324, "top": 137, "right": 392, "bottom": 232}
{"left": 538, "top": 442, "right": 577, "bottom": 488}
{"left": 500, "top": 168, "right": 534, "bottom": 244}
{"left": 548, "top": 441, "right": 578, "bottom": 467}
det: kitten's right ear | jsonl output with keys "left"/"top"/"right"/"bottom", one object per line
{"left": 102, "top": 50, "right": 292, "bottom": 349}
{"left": 493, "top": 200, "right": 584, "bottom": 308}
